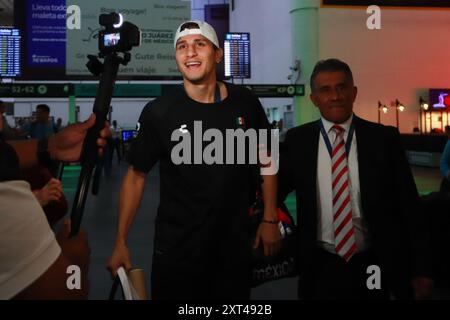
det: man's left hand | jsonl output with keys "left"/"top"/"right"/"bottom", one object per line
{"left": 412, "top": 277, "right": 434, "bottom": 300}
{"left": 48, "top": 114, "right": 110, "bottom": 162}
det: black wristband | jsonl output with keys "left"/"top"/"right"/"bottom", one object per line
{"left": 37, "top": 137, "right": 53, "bottom": 167}
{"left": 261, "top": 219, "right": 279, "bottom": 224}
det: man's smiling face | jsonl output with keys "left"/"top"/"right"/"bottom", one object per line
{"left": 175, "top": 34, "right": 222, "bottom": 85}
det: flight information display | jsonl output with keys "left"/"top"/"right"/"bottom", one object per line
{"left": 0, "top": 28, "right": 21, "bottom": 78}
{"left": 224, "top": 32, "right": 251, "bottom": 79}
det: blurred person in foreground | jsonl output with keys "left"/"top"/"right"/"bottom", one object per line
{"left": 0, "top": 114, "right": 110, "bottom": 299}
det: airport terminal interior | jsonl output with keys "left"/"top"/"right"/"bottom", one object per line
{"left": 1, "top": 0, "right": 450, "bottom": 300}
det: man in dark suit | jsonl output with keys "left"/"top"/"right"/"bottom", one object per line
{"left": 279, "top": 58, "right": 433, "bottom": 299}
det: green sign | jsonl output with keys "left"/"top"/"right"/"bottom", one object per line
{"left": 243, "top": 85, "right": 304, "bottom": 97}
{"left": 0, "top": 84, "right": 73, "bottom": 97}
{"left": 74, "top": 84, "right": 162, "bottom": 97}
{"left": 74, "top": 84, "right": 303, "bottom": 98}
{"left": 0, "top": 83, "right": 303, "bottom": 98}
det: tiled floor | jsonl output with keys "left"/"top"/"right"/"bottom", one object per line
{"left": 61, "top": 163, "right": 448, "bottom": 300}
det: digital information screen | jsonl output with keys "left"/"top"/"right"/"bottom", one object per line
{"left": 0, "top": 28, "right": 21, "bottom": 78}
{"left": 122, "top": 130, "right": 138, "bottom": 142}
{"left": 224, "top": 32, "right": 250, "bottom": 79}
{"left": 104, "top": 33, "right": 121, "bottom": 47}
{"left": 429, "top": 89, "right": 450, "bottom": 110}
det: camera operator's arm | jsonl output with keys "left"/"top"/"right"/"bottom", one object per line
{"left": 107, "top": 166, "right": 147, "bottom": 277}
{"left": 1, "top": 181, "right": 90, "bottom": 300}
{"left": 13, "top": 220, "right": 90, "bottom": 300}
{"left": 7, "top": 114, "right": 110, "bottom": 171}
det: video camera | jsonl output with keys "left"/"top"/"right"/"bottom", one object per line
{"left": 98, "top": 12, "right": 140, "bottom": 55}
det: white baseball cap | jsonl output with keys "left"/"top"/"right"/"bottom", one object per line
{"left": 174, "top": 20, "right": 220, "bottom": 49}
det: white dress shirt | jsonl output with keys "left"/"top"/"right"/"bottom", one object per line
{"left": 316, "top": 114, "right": 370, "bottom": 254}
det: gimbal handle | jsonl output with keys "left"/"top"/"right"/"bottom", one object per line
{"left": 70, "top": 53, "right": 127, "bottom": 237}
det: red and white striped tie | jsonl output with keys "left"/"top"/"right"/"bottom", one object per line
{"left": 331, "top": 125, "right": 356, "bottom": 262}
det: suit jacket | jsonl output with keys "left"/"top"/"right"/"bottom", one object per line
{"left": 278, "top": 115, "right": 432, "bottom": 298}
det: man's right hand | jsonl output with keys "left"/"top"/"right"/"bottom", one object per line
{"left": 48, "top": 114, "right": 110, "bottom": 162}
{"left": 106, "top": 241, "right": 132, "bottom": 278}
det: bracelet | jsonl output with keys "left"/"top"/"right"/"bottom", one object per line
{"left": 37, "top": 137, "right": 53, "bottom": 167}
{"left": 261, "top": 219, "right": 279, "bottom": 224}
